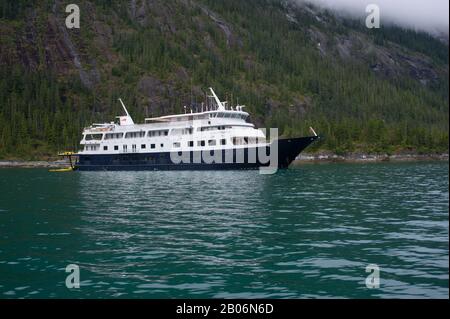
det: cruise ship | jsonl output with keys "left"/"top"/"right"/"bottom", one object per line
{"left": 70, "top": 88, "right": 318, "bottom": 171}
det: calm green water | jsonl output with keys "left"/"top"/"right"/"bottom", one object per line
{"left": 0, "top": 162, "right": 448, "bottom": 299}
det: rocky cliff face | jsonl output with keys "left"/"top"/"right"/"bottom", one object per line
{"left": 2, "top": 0, "right": 447, "bottom": 102}
{"left": 287, "top": 1, "right": 447, "bottom": 84}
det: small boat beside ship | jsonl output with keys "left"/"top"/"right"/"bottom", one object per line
{"left": 60, "top": 88, "right": 318, "bottom": 171}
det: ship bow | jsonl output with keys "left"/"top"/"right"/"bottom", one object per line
{"left": 275, "top": 136, "right": 319, "bottom": 168}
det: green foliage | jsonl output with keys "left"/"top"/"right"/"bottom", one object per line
{"left": 0, "top": 0, "right": 30, "bottom": 19}
{"left": 0, "top": 0, "right": 448, "bottom": 159}
{"left": 0, "top": 66, "right": 95, "bottom": 159}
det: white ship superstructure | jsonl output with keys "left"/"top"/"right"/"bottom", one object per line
{"left": 79, "top": 88, "right": 267, "bottom": 156}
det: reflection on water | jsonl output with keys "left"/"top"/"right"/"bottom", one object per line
{"left": 0, "top": 162, "right": 448, "bottom": 298}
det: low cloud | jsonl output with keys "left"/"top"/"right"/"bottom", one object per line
{"left": 296, "top": 0, "right": 449, "bottom": 36}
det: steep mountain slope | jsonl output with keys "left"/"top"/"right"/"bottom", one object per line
{"left": 0, "top": 0, "right": 448, "bottom": 159}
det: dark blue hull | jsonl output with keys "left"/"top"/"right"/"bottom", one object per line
{"left": 74, "top": 136, "right": 318, "bottom": 171}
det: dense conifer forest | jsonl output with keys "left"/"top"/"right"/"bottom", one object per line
{"left": 0, "top": 0, "right": 448, "bottom": 159}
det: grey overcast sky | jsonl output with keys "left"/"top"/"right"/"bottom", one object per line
{"left": 299, "top": 0, "right": 449, "bottom": 35}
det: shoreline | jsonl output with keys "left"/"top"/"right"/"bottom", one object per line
{"left": 0, "top": 160, "right": 71, "bottom": 168}
{"left": 294, "top": 153, "right": 449, "bottom": 164}
{"left": 0, "top": 153, "right": 448, "bottom": 168}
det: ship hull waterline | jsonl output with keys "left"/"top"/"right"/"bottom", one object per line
{"left": 74, "top": 136, "right": 318, "bottom": 171}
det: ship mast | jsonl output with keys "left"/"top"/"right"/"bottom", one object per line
{"left": 117, "top": 98, "right": 134, "bottom": 125}
{"left": 209, "top": 88, "right": 225, "bottom": 111}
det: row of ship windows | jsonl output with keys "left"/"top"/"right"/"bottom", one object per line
{"left": 85, "top": 130, "right": 168, "bottom": 141}
{"left": 143, "top": 113, "right": 246, "bottom": 123}
{"left": 84, "top": 139, "right": 229, "bottom": 152}
{"left": 84, "top": 138, "right": 262, "bottom": 152}
{"left": 85, "top": 126, "right": 234, "bottom": 141}
{"left": 211, "top": 113, "right": 246, "bottom": 120}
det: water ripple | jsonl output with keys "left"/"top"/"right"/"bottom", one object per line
{"left": 0, "top": 162, "right": 448, "bottom": 298}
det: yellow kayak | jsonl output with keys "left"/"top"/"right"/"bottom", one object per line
{"left": 49, "top": 167, "right": 74, "bottom": 172}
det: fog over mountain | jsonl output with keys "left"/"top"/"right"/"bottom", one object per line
{"left": 295, "top": 0, "right": 449, "bottom": 36}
